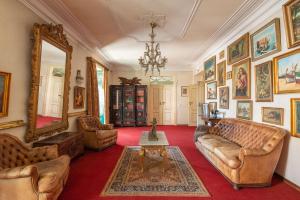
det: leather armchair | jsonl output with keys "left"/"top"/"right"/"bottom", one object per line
{"left": 0, "top": 133, "right": 70, "bottom": 200}
{"left": 77, "top": 115, "right": 118, "bottom": 150}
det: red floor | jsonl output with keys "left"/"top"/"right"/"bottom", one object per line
{"left": 59, "top": 126, "right": 300, "bottom": 200}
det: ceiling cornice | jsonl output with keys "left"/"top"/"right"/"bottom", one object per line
{"left": 18, "top": 0, "right": 111, "bottom": 67}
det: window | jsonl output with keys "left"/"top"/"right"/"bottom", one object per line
{"left": 96, "top": 64, "right": 106, "bottom": 124}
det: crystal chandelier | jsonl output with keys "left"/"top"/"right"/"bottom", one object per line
{"left": 138, "top": 22, "right": 167, "bottom": 75}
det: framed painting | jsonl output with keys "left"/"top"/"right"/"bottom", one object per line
{"left": 255, "top": 61, "right": 273, "bottom": 102}
{"left": 251, "top": 18, "right": 281, "bottom": 61}
{"left": 273, "top": 49, "right": 300, "bottom": 94}
{"left": 227, "top": 33, "right": 250, "bottom": 65}
{"left": 262, "top": 107, "right": 284, "bottom": 126}
{"left": 204, "top": 56, "right": 216, "bottom": 82}
{"left": 74, "top": 86, "right": 85, "bottom": 109}
{"left": 226, "top": 71, "right": 232, "bottom": 80}
{"left": 0, "top": 72, "right": 11, "bottom": 117}
{"left": 232, "top": 58, "right": 251, "bottom": 99}
{"left": 208, "top": 102, "right": 217, "bottom": 113}
{"left": 283, "top": 0, "right": 300, "bottom": 48}
{"left": 217, "top": 61, "right": 226, "bottom": 86}
{"left": 219, "top": 50, "right": 225, "bottom": 60}
{"left": 207, "top": 81, "right": 217, "bottom": 99}
{"left": 219, "top": 87, "right": 229, "bottom": 109}
{"left": 236, "top": 100, "right": 253, "bottom": 120}
{"left": 291, "top": 98, "right": 300, "bottom": 137}
{"left": 181, "top": 86, "right": 188, "bottom": 97}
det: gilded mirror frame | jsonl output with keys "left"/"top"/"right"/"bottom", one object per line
{"left": 25, "top": 23, "right": 73, "bottom": 142}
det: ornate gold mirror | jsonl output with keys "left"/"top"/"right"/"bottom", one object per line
{"left": 25, "top": 23, "right": 72, "bottom": 142}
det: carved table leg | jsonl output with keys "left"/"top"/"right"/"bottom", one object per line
{"left": 139, "top": 146, "right": 145, "bottom": 173}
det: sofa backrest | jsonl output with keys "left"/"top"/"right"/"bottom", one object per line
{"left": 211, "top": 118, "right": 286, "bottom": 149}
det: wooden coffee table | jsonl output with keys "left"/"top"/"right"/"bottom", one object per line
{"left": 139, "top": 131, "right": 169, "bottom": 173}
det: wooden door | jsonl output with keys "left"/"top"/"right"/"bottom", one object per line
{"left": 149, "top": 85, "right": 163, "bottom": 124}
{"left": 188, "top": 84, "right": 198, "bottom": 126}
{"left": 47, "top": 76, "right": 64, "bottom": 117}
{"left": 162, "top": 85, "right": 175, "bottom": 125}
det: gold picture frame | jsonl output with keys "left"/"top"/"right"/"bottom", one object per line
{"left": 207, "top": 81, "right": 217, "bottom": 99}
{"left": 291, "top": 98, "right": 300, "bottom": 137}
{"left": 236, "top": 100, "right": 253, "bottom": 120}
{"left": 181, "top": 86, "right": 188, "bottom": 97}
{"left": 232, "top": 58, "right": 251, "bottom": 99}
{"left": 255, "top": 61, "right": 273, "bottom": 102}
{"left": 219, "top": 86, "right": 229, "bottom": 109}
{"left": 283, "top": 0, "right": 300, "bottom": 48}
{"left": 74, "top": 86, "right": 85, "bottom": 109}
{"left": 226, "top": 71, "right": 232, "bottom": 80}
{"left": 219, "top": 50, "right": 225, "bottom": 60}
{"left": 273, "top": 48, "right": 300, "bottom": 94}
{"left": 217, "top": 61, "right": 226, "bottom": 86}
{"left": 0, "top": 71, "right": 11, "bottom": 117}
{"left": 227, "top": 33, "right": 250, "bottom": 65}
{"left": 250, "top": 18, "right": 281, "bottom": 61}
{"left": 262, "top": 107, "right": 284, "bottom": 126}
{"left": 204, "top": 56, "right": 216, "bottom": 82}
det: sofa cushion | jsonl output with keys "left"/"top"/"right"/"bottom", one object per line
{"left": 96, "top": 130, "right": 117, "bottom": 139}
{"left": 198, "top": 134, "right": 235, "bottom": 152}
{"left": 35, "top": 155, "right": 70, "bottom": 193}
{"left": 214, "top": 145, "right": 241, "bottom": 168}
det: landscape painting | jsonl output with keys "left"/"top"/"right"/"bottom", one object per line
{"left": 273, "top": 49, "right": 300, "bottom": 93}
{"left": 262, "top": 107, "right": 284, "bottom": 126}
{"left": 207, "top": 81, "right": 217, "bottom": 99}
{"left": 251, "top": 18, "right": 281, "bottom": 61}
{"left": 0, "top": 72, "right": 11, "bottom": 117}
{"left": 283, "top": 0, "right": 300, "bottom": 48}
{"left": 204, "top": 56, "right": 216, "bottom": 82}
{"left": 255, "top": 61, "right": 273, "bottom": 102}
{"left": 217, "top": 61, "right": 226, "bottom": 86}
{"left": 219, "top": 87, "right": 229, "bottom": 109}
{"left": 291, "top": 98, "right": 300, "bottom": 137}
{"left": 232, "top": 58, "right": 251, "bottom": 99}
{"left": 227, "top": 33, "right": 250, "bottom": 65}
{"left": 236, "top": 100, "right": 252, "bottom": 120}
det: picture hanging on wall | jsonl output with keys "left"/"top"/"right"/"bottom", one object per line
{"left": 181, "top": 86, "right": 188, "bottom": 97}
{"left": 208, "top": 102, "right": 217, "bottom": 113}
{"left": 219, "top": 87, "right": 229, "bottom": 109}
{"left": 227, "top": 33, "right": 250, "bottom": 65}
{"left": 236, "top": 100, "right": 252, "bottom": 120}
{"left": 262, "top": 107, "right": 284, "bottom": 126}
{"left": 217, "top": 61, "right": 226, "bottom": 86}
{"left": 273, "top": 48, "right": 300, "bottom": 94}
{"left": 204, "top": 56, "right": 216, "bottom": 82}
{"left": 283, "top": 0, "right": 300, "bottom": 48}
{"left": 226, "top": 71, "right": 232, "bottom": 80}
{"left": 250, "top": 18, "right": 281, "bottom": 61}
{"left": 291, "top": 98, "right": 300, "bottom": 137}
{"left": 207, "top": 81, "right": 217, "bottom": 99}
{"left": 74, "top": 86, "right": 85, "bottom": 109}
{"left": 0, "top": 71, "right": 11, "bottom": 117}
{"left": 255, "top": 61, "right": 273, "bottom": 102}
{"left": 219, "top": 50, "right": 225, "bottom": 60}
{"left": 232, "top": 58, "right": 251, "bottom": 99}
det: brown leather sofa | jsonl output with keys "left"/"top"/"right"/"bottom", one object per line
{"left": 195, "top": 118, "right": 286, "bottom": 189}
{"left": 0, "top": 134, "right": 70, "bottom": 200}
{"left": 77, "top": 115, "right": 118, "bottom": 150}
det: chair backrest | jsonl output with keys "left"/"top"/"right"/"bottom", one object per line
{"left": 78, "top": 115, "right": 101, "bottom": 130}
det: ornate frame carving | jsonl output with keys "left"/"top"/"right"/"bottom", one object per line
{"left": 25, "top": 23, "right": 73, "bottom": 142}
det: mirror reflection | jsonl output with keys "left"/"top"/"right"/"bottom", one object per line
{"left": 36, "top": 40, "right": 66, "bottom": 128}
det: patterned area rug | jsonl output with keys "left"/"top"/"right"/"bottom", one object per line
{"left": 101, "top": 146, "right": 210, "bottom": 197}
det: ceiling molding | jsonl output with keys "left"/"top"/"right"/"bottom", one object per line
{"left": 18, "top": 0, "right": 111, "bottom": 67}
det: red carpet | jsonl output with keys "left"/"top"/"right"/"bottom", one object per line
{"left": 59, "top": 126, "right": 300, "bottom": 200}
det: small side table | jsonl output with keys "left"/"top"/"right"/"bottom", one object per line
{"left": 33, "top": 132, "right": 84, "bottom": 159}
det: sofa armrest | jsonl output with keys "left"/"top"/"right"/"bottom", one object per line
{"left": 99, "top": 124, "right": 114, "bottom": 130}
{"left": 239, "top": 148, "right": 268, "bottom": 159}
{"left": 30, "top": 144, "right": 59, "bottom": 161}
{"left": 0, "top": 165, "right": 38, "bottom": 180}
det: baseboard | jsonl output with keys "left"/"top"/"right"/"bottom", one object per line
{"left": 275, "top": 173, "right": 300, "bottom": 192}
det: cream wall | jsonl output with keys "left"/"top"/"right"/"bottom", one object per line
{"left": 196, "top": 0, "right": 300, "bottom": 186}
{"left": 0, "top": 0, "right": 107, "bottom": 141}
{"left": 110, "top": 70, "right": 193, "bottom": 125}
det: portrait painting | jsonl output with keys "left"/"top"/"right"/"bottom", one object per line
{"left": 262, "top": 107, "right": 284, "bottom": 126}
{"left": 227, "top": 33, "right": 250, "bottom": 65}
{"left": 283, "top": 0, "right": 300, "bottom": 48}
{"left": 0, "top": 72, "right": 11, "bottom": 117}
{"left": 226, "top": 71, "right": 232, "bottom": 80}
{"left": 255, "top": 61, "right": 273, "bottom": 102}
{"left": 219, "top": 50, "right": 225, "bottom": 60}
{"left": 181, "top": 86, "right": 188, "bottom": 97}
{"left": 219, "top": 87, "right": 229, "bottom": 109}
{"left": 251, "top": 18, "right": 281, "bottom": 61}
{"left": 236, "top": 100, "right": 252, "bottom": 120}
{"left": 207, "top": 81, "right": 217, "bottom": 99}
{"left": 291, "top": 98, "right": 300, "bottom": 137}
{"left": 204, "top": 56, "right": 216, "bottom": 82}
{"left": 74, "top": 86, "right": 85, "bottom": 109}
{"left": 232, "top": 58, "right": 251, "bottom": 99}
{"left": 273, "top": 49, "right": 300, "bottom": 94}
{"left": 208, "top": 102, "right": 217, "bottom": 113}
{"left": 217, "top": 61, "right": 226, "bottom": 86}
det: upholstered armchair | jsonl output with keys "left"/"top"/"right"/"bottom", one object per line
{"left": 77, "top": 115, "right": 118, "bottom": 150}
{"left": 0, "top": 133, "right": 70, "bottom": 200}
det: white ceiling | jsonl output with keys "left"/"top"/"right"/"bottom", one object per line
{"left": 32, "top": 0, "right": 261, "bottom": 71}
